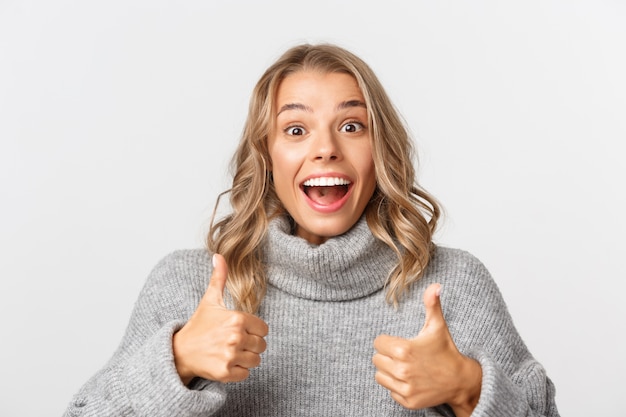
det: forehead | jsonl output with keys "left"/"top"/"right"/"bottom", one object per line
{"left": 274, "top": 70, "right": 365, "bottom": 108}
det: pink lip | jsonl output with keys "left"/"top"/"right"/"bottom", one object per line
{"left": 299, "top": 173, "right": 353, "bottom": 213}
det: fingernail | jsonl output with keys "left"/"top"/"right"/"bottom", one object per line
{"left": 435, "top": 284, "right": 442, "bottom": 297}
{"left": 212, "top": 254, "right": 217, "bottom": 268}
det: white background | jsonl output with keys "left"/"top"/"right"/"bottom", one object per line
{"left": 1, "top": 0, "right": 624, "bottom": 415}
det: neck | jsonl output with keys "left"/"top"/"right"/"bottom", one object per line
{"left": 263, "top": 216, "right": 398, "bottom": 301}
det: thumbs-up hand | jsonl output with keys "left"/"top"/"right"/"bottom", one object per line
{"left": 172, "top": 254, "right": 269, "bottom": 385}
{"left": 372, "top": 284, "right": 482, "bottom": 417}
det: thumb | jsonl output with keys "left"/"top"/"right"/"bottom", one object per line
{"left": 204, "top": 253, "right": 228, "bottom": 307}
{"left": 419, "top": 283, "right": 446, "bottom": 335}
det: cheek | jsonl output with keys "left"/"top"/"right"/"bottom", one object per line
{"left": 359, "top": 148, "right": 377, "bottom": 187}
{"left": 360, "top": 163, "right": 378, "bottom": 206}
{"left": 270, "top": 148, "right": 293, "bottom": 179}
{"left": 269, "top": 147, "right": 299, "bottom": 198}
{"left": 364, "top": 166, "right": 377, "bottom": 199}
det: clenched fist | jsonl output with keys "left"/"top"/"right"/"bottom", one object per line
{"left": 373, "top": 283, "right": 482, "bottom": 417}
{"left": 173, "top": 254, "right": 269, "bottom": 385}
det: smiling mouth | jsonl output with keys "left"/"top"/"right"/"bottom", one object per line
{"left": 302, "top": 177, "right": 351, "bottom": 206}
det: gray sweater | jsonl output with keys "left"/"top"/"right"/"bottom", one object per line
{"left": 64, "top": 216, "right": 559, "bottom": 416}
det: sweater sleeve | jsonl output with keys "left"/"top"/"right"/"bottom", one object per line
{"left": 440, "top": 250, "right": 559, "bottom": 417}
{"left": 63, "top": 250, "right": 227, "bottom": 417}
{"left": 469, "top": 349, "right": 558, "bottom": 416}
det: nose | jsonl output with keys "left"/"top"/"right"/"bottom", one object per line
{"left": 312, "top": 129, "right": 342, "bottom": 162}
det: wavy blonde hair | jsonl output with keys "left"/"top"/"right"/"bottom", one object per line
{"left": 208, "top": 44, "right": 441, "bottom": 313}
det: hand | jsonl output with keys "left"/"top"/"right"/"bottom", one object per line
{"left": 372, "top": 283, "right": 482, "bottom": 417}
{"left": 172, "top": 254, "right": 269, "bottom": 385}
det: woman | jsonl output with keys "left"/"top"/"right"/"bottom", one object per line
{"left": 64, "top": 44, "right": 559, "bottom": 416}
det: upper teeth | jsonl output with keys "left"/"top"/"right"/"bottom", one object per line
{"left": 303, "top": 177, "right": 351, "bottom": 187}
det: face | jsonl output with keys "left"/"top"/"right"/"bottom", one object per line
{"left": 268, "top": 70, "right": 377, "bottom": 245}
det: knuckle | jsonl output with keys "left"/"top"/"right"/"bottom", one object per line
{"left": 398, "top": 386, "right": 423, "bottom": 409}
{"left": 213, "top": 365, "right": 231, "bottom": 382}
{"left": 223, "top": 367, "right": 249, "bottom": 383}
{"left": 222, "top": 349, "right": 238, "bottom": 366}
{"left": 397, "top": 382, "right": 415, "bottom": 398}
{"left": 392, "top": 344, "right": 410, "bottom": 360}
{"left": 405, "top": 397, "right": 422, "bottom": 410}
{"left": 227, "top": 312, "right": 246, "bottom": 327}
{"left": 390, "top": 392, "right": 407, "bottom": 408}
{"left": 396, "top": 364, "right": 412, "bottom": 380}
{"left": 236, "top": 368, "right": 251, "bottom": 381}
{"left": 226, "top": 332, "right": 244, "bottom": 347}
{"left": 392, "top": 391, "right": 419, "bottom": 410}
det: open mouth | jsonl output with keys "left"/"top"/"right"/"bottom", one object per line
{"left": 302, "top": 177, "right": 352, "bottom": 206}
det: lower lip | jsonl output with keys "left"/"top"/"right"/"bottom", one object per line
{"left": 302, "top": 185, "right": 353, "bottom": 213}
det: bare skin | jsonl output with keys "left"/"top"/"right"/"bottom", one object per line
{"left": 172, "top": 254, "right": 269, "bottom": 385}
{"left": 373, "top": 284, "right": 483, "bottom": 416}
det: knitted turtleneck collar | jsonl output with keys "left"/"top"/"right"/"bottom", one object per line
{"left": 263, "top": 215, "right": 398, "bottom": 301}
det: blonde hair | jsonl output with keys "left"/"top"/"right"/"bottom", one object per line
{"left": 208, "top": 44, "right": 441, "bottom": 313}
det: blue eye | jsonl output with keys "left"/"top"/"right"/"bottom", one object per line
{"left": 285, "top": 126, "right": 306, "bottom": 136}
{"left": 340, "top": 122, "right": 364, "bottom": 133}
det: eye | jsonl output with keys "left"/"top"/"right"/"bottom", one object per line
{"left": 340, "top": 121, "right": 364, "bottom": 133}
{"left": 285, "top": 125, "right": 307, "bottom": 136}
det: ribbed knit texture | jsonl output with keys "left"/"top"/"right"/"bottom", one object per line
{"left": 64, "top": 216, "right": 559, "bottom": 417}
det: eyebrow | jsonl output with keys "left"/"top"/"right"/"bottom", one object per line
{"left": 276, "top": 100, "right": 367, "bottom": 116}
{"left": 336, "top": 100, "right": 367, "bottom": 111}
{"left": 277, "top": 103, "right": 312, "bottom": 116}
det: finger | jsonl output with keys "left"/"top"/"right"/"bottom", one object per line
{"left": 204, "top": 253, "right": 228, "bottom": 306}
{"left": 419, "top": 283, "right": 445, "bottom": 335}
{"left": 245, "top": 315, "right": 269, "bottom": 338}
{"left": 374, "top": 334, "right": 412, "bottom": 360}
{"left": 376, "top": 374, "right": 422, "bottom": 410}
{"left": 235, "top": 350, "right": 263, "bottom": 369}
{"left": 389, "top": 391, "right": 415, "bottom": 410}
{"left": 242, "top": 334, "right": 267, "bottom": 354}
{"left": 374, "top": 368, "right": 400, "bottom": 391}
{"left": 221, "top": 366, "right": 251, "bottom": 383}
{"left": 372, "top": 352, "right": 398, "bottom": 376}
